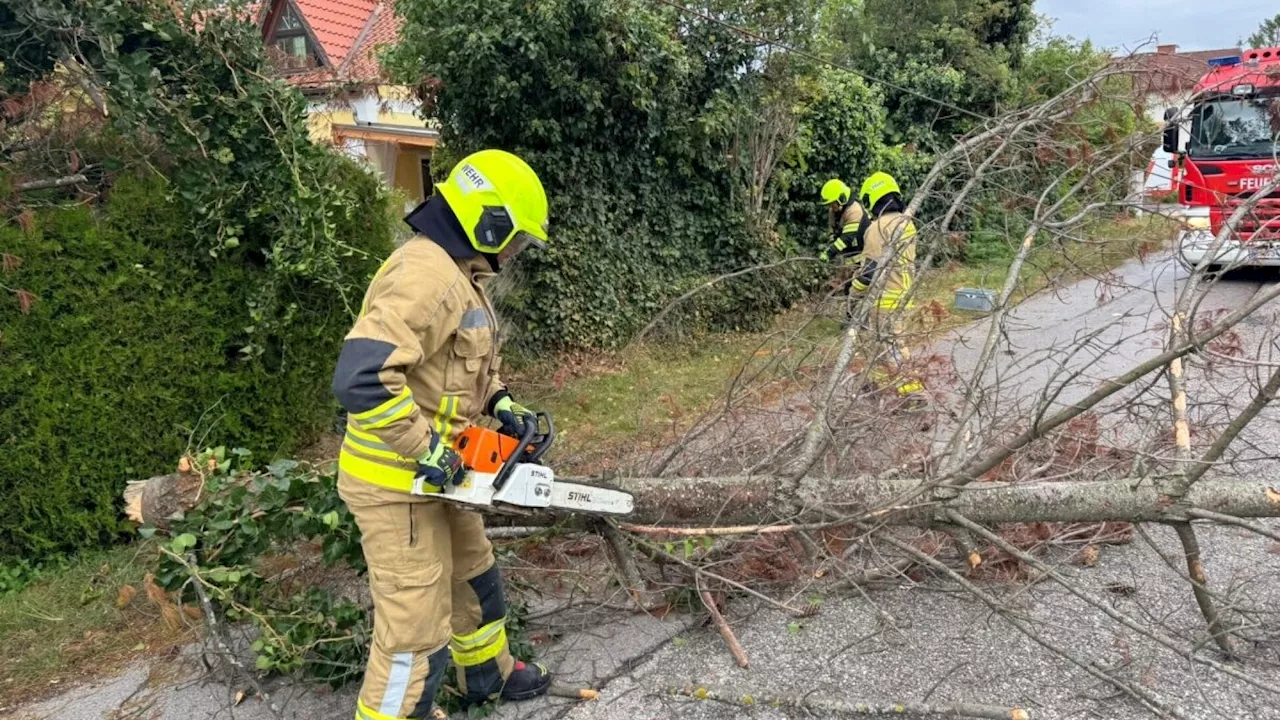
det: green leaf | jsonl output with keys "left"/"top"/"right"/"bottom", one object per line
{"left": 321, "top": 511, "right": 340, "bottom": 530}
{"left": 268, "top": 459, "right": 299, "bottom": 477}
{"left": 171, "top": 533, "right": 197, "bottom": 552}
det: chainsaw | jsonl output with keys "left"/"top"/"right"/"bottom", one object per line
{"left": 428, "top": 411, "right": 634, "bottom": 517}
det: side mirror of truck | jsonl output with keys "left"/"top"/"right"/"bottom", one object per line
{"left": 1161, "top": 107, "right": 1180, "bottom": 154}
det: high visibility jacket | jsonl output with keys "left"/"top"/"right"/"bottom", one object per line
{"left": 331, "top": 238, "right": 504, "bottom": 496}
{"left": 825, "top": 201, "right": 868, "bottom": 262}
{"left": 851, "top": 210, "right": 916, "bottom": 309}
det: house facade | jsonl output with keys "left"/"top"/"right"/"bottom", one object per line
{"left": 257, "top": 0, "right": 437, "bottom": 209}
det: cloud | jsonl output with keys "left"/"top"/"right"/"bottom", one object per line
{"left": 1036, "top": 0, "right": 1270, "bottom": 51}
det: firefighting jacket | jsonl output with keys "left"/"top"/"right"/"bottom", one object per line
{"left": 851, "top": 210, "right": 917, "bottom": 309}
{"left": 826, "top": 201, "right": 869, "bottom": 263}
{"left": 331, "top": 238, "right": 504, "bottom": 495}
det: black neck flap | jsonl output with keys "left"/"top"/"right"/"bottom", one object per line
{"left": 403, "top": 196, "right": 501, "bottom": 272}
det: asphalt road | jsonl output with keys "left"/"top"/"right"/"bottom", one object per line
{"left": 945, "top": 251, "right": 1278, "bottom": 405}
{"left": 560, "top": 519, "right": 1280, "bottom": 720}
{"left": 931, "top": 251, "right": 1280, "bottom": 478}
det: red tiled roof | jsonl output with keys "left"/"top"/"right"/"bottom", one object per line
{"left": 343, "top": 4, "right": 401, "bottom": 82}
{"left": 1118, "top": 47, "right": 1242, "bottom": 96}
{"left": 292, "top": 0, "right": 378, "bottom": 65}
{"left": 283, "top": 66, "right": 341, "bottom": 87}
{"left": 262, "top": 0, "right": 398, "bottom": 89}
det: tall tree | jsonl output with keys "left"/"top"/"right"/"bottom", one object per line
{"left": 1246, "top": 13, "right": 1280, "bottom": 48}
{"left": 822, "top": 0, "right": 1037, "bottom": 146}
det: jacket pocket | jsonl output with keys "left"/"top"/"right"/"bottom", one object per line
{"left": 445, "top": 327, "right": 492, "bottom": 393}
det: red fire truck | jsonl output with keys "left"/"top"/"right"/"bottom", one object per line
{"left": 1169, "top": 47, "right": 1280, "bottom": 270}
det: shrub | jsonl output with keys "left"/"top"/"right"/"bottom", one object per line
{"left": 0, "top": 169, "right": 391, "bottom": 560}
{"left": 0, "top": 1, "right": 397, "bottom": 560}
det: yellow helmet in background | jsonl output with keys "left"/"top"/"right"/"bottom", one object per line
{"left": 436, "top": 149, "right": 549, "bottom": 254}
{"left": 819, "top": 179, "right": 852, "bottom": 205}
{"left": 859, "top": 172, "right": 901, "bottom": 211}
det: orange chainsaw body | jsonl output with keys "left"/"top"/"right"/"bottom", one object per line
{"left": 455, "top": 425, "right": 521, "bottom": 474}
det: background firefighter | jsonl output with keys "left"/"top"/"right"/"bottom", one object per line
{"left": 330, "top": 150, "right": 553, "bottom": 719}
{"left": 818, "top": 178, "right": 870, "bottom": 265}
{"left": 818, "top": 178, "right": 871, "bottom": 323}
{"left": 850, "top": 172, "right": 924, "bottom": 399}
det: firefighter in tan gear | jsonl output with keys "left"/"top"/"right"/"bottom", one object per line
{"left": 817, "top": 178, "right": 869, "bottom": 264}
{"left": 849, "top": 172, "right": 924, "bottom": 398}
{"left": 818, "top": 179, "right": 870, "bottom": 324}
{"left": 331, "top": 149, "right": 552, "bottom": 719}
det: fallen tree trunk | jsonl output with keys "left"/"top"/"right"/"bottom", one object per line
{"left": 128, "top": 470, "right": 1280, "bottom": 529}
{"left": 602, "top": 474, "right": 1280, "bottom": 527}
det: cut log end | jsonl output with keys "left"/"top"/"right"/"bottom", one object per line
{"left": 124, "top": 470, "right": 204, "bottom": 529}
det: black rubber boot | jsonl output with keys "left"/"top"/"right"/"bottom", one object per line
{"left": 501, "top": 660, "right": 552, "bottom": 701}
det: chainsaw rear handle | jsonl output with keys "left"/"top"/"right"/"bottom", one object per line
{"left": 493, "top": 411, "right": 555, "bottom": 491}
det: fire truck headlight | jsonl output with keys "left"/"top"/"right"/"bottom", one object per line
{"left": 1182, "top": 229, "right": 1216, "bottom": 248}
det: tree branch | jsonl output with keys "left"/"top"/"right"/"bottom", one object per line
{"left": 17, "top": 173, "right": 87, "bottom": 192}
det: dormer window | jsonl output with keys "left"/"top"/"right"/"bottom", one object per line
{"left": 270, "top": 3, "right": 316, "bottom": 70}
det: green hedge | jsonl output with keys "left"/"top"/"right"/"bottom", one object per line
{"left": 0, "top": 170, "right": 391, "bottom": 560}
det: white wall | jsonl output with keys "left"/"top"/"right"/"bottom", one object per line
{"left": 349, "top": 94, "right": 378, "bottom": 124}
{"left": 1141, "top": 90, "right": 1195, "bottom": 195}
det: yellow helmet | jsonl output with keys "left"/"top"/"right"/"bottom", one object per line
{"left": 819, "top": 179, "right": 851, "bottom": 205}
{"left": 859, "top": 172, "right": 901, "bottom": 211}
{"left": 435, "top": 149, "right": 549, "bottom": 254}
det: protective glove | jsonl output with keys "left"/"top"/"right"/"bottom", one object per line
{"left": 491, "top": 391, "right": 536, "bottom": 438}
{"left": 415, "top": 432, "right": 464, "bottom": 491}
{"left": 818, "top": 249, "right": 831, "bottom": 262}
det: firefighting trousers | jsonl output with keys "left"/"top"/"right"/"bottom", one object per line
{"left": 338, "top": 473, "right": 516, "bottom": 719}
{"left": 866, "top": 305, "right": 924, "bottom": 397}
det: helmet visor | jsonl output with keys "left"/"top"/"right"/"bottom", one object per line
{"left": 498, "top": 231, "right": 546, "bottom": 262}
{"left": 514, "top": 231, "right": 546, "bottom": 252}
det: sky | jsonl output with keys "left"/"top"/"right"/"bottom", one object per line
{"left": 1035, "top": 1, "right": 1273, "bottom": 52}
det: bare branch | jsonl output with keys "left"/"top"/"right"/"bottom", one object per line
{"left": 16, "top": 173, "right": 87, "bottom": 191}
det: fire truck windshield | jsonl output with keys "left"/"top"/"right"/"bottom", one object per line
{"left": 1188, "top": 92, "right": 1280, "bottom": 160}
